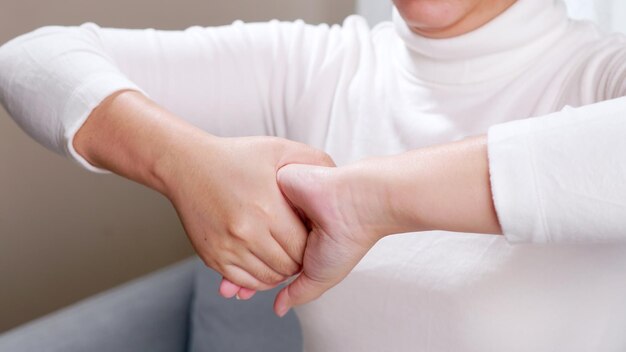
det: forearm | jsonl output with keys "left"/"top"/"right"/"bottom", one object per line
{"left": 273, "top": 136, "right": 502, "bottom": 313}
{"left": 73, "top": 90, "right": 218, "bottom": 196}
{"left": 1, "top": 23, "right": 287, "bottom": 173}
{"left": 345, "top": 136, "right": 502, "bottom": 237}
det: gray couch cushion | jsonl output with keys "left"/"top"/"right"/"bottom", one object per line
{"left": 189, "top": 260, "right": 302, "bottom": 352}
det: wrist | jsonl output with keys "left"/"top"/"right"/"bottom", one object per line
{"left": 380, "top": 137, "right": 501, "bottom": 235}
{"left": 344, "top": 152, "right": 440, "bottom": 239}
{"left": 339, "top": 158, "right": 422, "bottom": 242}
{"left": 153, "top": 129, "right": 223, "bottom": 200}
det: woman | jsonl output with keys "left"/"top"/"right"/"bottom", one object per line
{"left": 1, "top": 0, "right": 626, "bottom": 350}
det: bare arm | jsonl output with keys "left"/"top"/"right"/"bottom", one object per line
{"left": 0, "top": 21, "right": 347, "bottom": 294}
{"left": 273, "top": 135, "right": 500, "bottom": 316}
{"left": 74, "top": 90, "right": 335, "bottom": 291}
{"left": 73, "top": 90, "right": 191, "bottom": 196}
{"left": 275, "top": 96, "right": 626, "bottom": 315}
{"left": 352, "top": 135, "right": 501, "bottom": 237}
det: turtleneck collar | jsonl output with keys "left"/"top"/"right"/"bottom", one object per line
{"left": 392, "top": 0, "right": 570, "bottom": 84}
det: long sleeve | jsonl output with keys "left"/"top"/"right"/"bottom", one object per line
{"left": 489, "top": 97, "right": 626, "bottom": 244}
{"left": 488, "top": 37, "right": 626, "bottom": 244}
{"left": 0, "top": 20, "right": 355, "bottom": 172}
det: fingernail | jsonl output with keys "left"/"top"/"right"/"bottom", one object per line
{"left": 277, "top": 305, "right": 290, "bottom": 318}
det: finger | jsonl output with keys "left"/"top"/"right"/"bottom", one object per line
{"left": 220, "top": 278, "right": 258, "bottom": 301}
{"left": 269, "top": 197, "right": 311, "bottom": 264}
{"left": 236, "top": 251, "right": 287, "bottom": 286}
{"left": 278, "top": 145, "right": 336, "bottom": 170}
{"left": 273, "top": 271, "right": 332, "bottom": 318}
{"left": 219, "top": 278, "right": 241, "bottom": 298}
{"left": 249, "top": 234, "right": 301, "bottom": 277}
{"left": 222, "top": 264, "right": 276, "bottom": 291}
{"left": 236, "top": 287, "right": 257, "bottom": 300}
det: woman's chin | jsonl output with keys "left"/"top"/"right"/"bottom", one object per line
{"left": 393, "top": 0, "right": 475, "bottom": 33}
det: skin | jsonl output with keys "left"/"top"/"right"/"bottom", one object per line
{"left": 74, "top": 90, "right": 335, "bottom": 291}
{"left": 233, "top": 0, "right": 518, "bottom": 306}
{"left": 74, "top": 0, "right": 515, "bottom": 310}
{"left": 393, "top": 0, "right": 517, "bottom": 38}
{"left": 273, "top": 136, "right": 501, "bottom": 316}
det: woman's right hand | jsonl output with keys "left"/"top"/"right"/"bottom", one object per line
{"left": 74, "top": 90, "right": 335, "bottom": 291}
{"left": 162, "top": 135, "right": 335, "bottom": 290}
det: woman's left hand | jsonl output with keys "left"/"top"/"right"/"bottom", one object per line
{"left": 270, "top": 164, "right": 388, "bottom": 317}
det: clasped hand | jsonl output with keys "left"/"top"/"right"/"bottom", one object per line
{"left": 171, "top": 136, "right": 388, "bottom": 318}
{"left": 221, "top": 160, "right": 387, "bottom": 317}
{"left": 170, "top": 135, "right": 498, "bottom": 317}
{"left": 77, "top": 91, "right": 383, "bottom": 317}
{"left": 75, "top": 91, "right": 498, "bottom": 318}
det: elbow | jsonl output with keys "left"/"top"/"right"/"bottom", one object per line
{"left": 0, "top": 27, "right": 54, "bottom": 109}
{"left": 0, "top": 25, "right": 70, "bottom": 58}
{"left": 0, "top": 23, "right": 102, "bottom": 99}
{"left": 0, "top": 23, "right": 102, "bottom": 65}
{"left": 0, "top": 24, "right": 105, "bottom": 152}
{"left": 0, "top": 26, "right": 66, "bottom": 81}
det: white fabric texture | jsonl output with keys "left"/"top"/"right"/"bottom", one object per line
{"left": 1, "top": 0, "right": 626, "bottom": 350}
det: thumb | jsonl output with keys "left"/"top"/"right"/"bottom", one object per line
{"left": 277, "top": 164, "right": 331, "bottom": 211}
{"left": 273, "top": 271, "right": 332, "bottom": 317}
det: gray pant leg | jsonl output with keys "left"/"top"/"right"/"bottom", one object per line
{"left": 189, "top": 260, "right": 303, "bottom": 352}
{"left": 0, "top": 258, "right": 195, "bottom": 352}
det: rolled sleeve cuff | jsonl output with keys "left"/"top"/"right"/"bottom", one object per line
{"left": 63, "top": 74, "right": 146, "bottom": 174}
{"left": 488, "top": 116, "right": 550, "bottom": 244}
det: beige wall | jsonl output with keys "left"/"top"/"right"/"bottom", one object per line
{"left": 0, "top": 0, "right": 354, "bottom": 332}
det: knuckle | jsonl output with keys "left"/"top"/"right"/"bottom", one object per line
{"left": 206, "top": 254, "right": 225, "bottom": 269}
{"left": 281, "top": 238, "right": 306, "bottom": 264}
{"left": 249, "top": 281, "right": 268, "bottom": 292}
{"left": 204, "top": 239, "right": 231, "bottom": 259}
{"left": 228, "top": 220, "right": 256, "bottom": 242}
{"left": 290, "top": 229, "right": 308, "bottom": 251}
{"left": 272, "top": 252, "right": 301, "bottom": 276}
{"left": 300, "top": 147, "right": 333, "bottom": 166}
{"left": 196, "top": 247, "right": 214, "bottom": 265}
{"left": 272, "top": 259, "right": 292, "bottom": 276}
{"left": 314, "top": 151, "right": 334, "bottom": 166}
{"left": 222, "top": 266, "right": 253, "bottom": 289}
{"left": 214, "top": 240, "right": 233, "bottom": 256}
{"left": 200, "top": 257, "right": 220, "bottom": 273}
{"left": 322, "top": 154, "right": 336, "bottom": 167}
{"left": 258, "top": 268, "right": 285, "bottom": 285}
{"left": 254, "top": 202, "right": 273, "bottom": 220}
{"left": 264, "top": 136, "right": 285, "bottom": 151}
{"left": 214, "top": 260, "right": 230, "bottom": 273}
{"left": 200, "top": 257, "right": 213, "bottom": 269}
{"left": 286, "top": 261, "right": 302, "bottom": 276}
{"left": 235, "top": 276, "right": 264, "bottom": 291}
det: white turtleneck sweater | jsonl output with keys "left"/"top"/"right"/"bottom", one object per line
{"left": 2, "top": 0, "right": 626, "bottom": 350}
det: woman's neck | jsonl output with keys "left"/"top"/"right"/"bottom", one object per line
{"left": 392, "top": 0, "right": 570, "bottom": 84}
